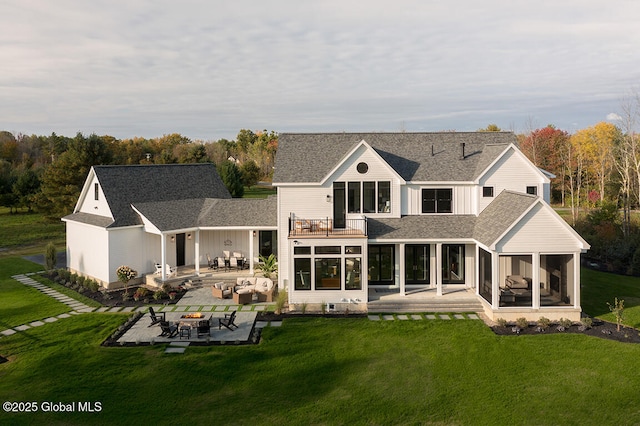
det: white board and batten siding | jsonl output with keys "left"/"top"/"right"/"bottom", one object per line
{"left": 496, "top": 203, "right": 585, "bottom": 253}
{"left": 108, "top": 227, "right": 146, "bottom": 283}
{"left": 403, "top": 184, "right": 476, "bottom": 215}
{"left": 478, "top": 148, "right": 547, "bottom": 213}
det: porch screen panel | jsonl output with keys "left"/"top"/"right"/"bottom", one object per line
{"left": 479, "top": 248, "right": 492, "bottom": 303}
{"left": 540, "top": 254, "right": 574, "bottom": 306}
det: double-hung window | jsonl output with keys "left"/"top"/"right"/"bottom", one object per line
{"left": 422, "top": 189, "right": 452, "bottom": 213}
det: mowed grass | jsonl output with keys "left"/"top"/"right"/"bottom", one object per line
{"left": 0, "top": 207, "right": 65, "bottom": 257}
{"left": 1, "top": 314, "right": 639, "bottom": 425}
{"left": 581, "top": 267, "right": 640, "bottom": 328}
{"left": 0, "top": 258, "right": 72, "bottom": 329}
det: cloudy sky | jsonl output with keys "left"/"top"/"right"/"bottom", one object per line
{"left": 2, "top": 0, "right": 640, "bottom": 141}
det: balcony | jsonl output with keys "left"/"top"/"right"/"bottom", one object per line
{"left": 289, "top": 216, "right": 367, "bottom": 238}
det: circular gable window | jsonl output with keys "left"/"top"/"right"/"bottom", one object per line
{"left": 357, "top": 162, "right": 369, "bottom": 174}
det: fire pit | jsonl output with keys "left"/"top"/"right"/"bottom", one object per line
{"left": 180, "top": 313, "right": 205, "bottom": 319}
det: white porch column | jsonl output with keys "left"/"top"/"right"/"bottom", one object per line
{"left": 436, "top": 243, "right": 443, "bottom": 296}
{"left": 399, "top": 243, "right": 406, "bottom": 296}
{"left": 573, "top": 252, "right": 581, "bottom": 309}
{"left": 474, "top": 245, "right": 480, "bottom": 296}
{"left": 532, "top": 252, "right": 540, "bottom": 309}
{"left": 491, "top": 251, "right": 499, "bottom": 309}
{"left": 249, "top": 230, "right": 255, "bottom": 275}
{"left": 160, "top": 233, "right": 167, "bottom": 281}
{"left": 194, "top": 230, "right": 200, "bottom": 276}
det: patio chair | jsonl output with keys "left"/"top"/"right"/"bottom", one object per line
{"left": 217, "top": 257, "right": 228, "bottom": 272}
{"left": 147, "top": 307, "right": 166, "bottom": 327}
{"left": 197, "top": 316, "right": 212, "bottom": 337}
{"left": 229, "top": 257, "right": 239, "bottom": 271}
{"left": 154, "top": 263, "right": 163, "bottom": 275}
{"left": 219, "top": 310, "right": 238, "bottom": 330}
{"left": 207, "top": 253, "right": 218, "bottom": 270}
{"left": 159, "top": 321, "right": 178, "bottom": 338}
{"left": 166, "top": 264, "right": 177, "bottom": 278}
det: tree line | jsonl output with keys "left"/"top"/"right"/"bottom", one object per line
{"left": 0, "top": 129, "right": 277, "bottom": 218}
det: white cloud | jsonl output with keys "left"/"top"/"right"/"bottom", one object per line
{"left": 2, "top": 0, "right": 640, "bottom": 139}
{"left": 607, "top": 113, "right": 623, "bottom": 122}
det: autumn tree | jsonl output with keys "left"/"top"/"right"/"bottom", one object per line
{"left": 520, "top": 126, "right": 570, "bottom": 204}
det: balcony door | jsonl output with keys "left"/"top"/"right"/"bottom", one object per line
{"left": 333, "top": 182, "right": 346, "bottom": 229}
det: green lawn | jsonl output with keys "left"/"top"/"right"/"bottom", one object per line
{"left": 581, "top": 267, "right": 640, "bottom": 328}
{"left": 0, "top": 207, "right": 65, "bottom": 257}
{"left": 0, "top": 260, "right": 639, "bottom": 425}
{"left": 0, "top": 258, "right": 72, "bottom": 329}
{"left": 0, "top": 313, "right": 639, "bottom": 425}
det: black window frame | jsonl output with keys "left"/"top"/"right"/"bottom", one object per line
{"left": 422, "top": 188, "right": 453, "bottom": 213}
{"left": 482, "top": 186, "right": 494, "bottom": 198}
{"left": 526, "top": 186, "right": 537, "bottom": 195}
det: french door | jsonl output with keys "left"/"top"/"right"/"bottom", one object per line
{"left": 442, "top": 244, "right": 464, "bottom": 284}
{"left": 405, "top": 244, "right": 430, "bottom": 285}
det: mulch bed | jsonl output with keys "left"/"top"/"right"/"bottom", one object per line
{"left": 491, "top": 318, "right": 640, "bottom": 344}
{"left": 78, "top": 287, "right": 186, "bottom": 308}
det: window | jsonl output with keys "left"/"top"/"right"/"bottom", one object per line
{"left": 378, "top": 181, "right": 391, "bottom": 212}
{"left": 526, "top": 186, "right": 537, "bottom": 195}
{"left": 345, "top": 257, "right": 362, "bottom": 289}
{"left": 348, "top": 182, "right": 361, "bottom": 213}
{"left": 315, "top": 246, "right": 341, "bottom": 255}
{"left": 341, "top": 181, "right": 391, "bottom": 214}
{"left": 294, "top": 246, "right": 311, "bottom": 255}
{"left": 94, "top": 183, "right": 99, "bottom": 201}
{"left": 294, "top": 258, "right": 311, "bottom": 290}
{"left": 357, "top": 162, "right": 369, "bottom": 174}
{"left": 363, "top": 182, "right": 376, "bottom": 213}
{"left": 422, "top": 189, "right": 452, "bottom": 213}
{"left": 482, "top": 186, "right": 494, "bottom": 197}
{"left": 315, "top": 258, "right": 341, "bottom": 289}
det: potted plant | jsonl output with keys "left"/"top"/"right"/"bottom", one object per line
{"left": 256, "top": 254, "right": 278, "bottom": 278}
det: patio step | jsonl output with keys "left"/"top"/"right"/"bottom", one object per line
{"left": 367, "top": 299, "right": 483, "bottom": 313}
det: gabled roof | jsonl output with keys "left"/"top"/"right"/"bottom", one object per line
{"left": 273, "top": 132, "right": 517, "bottom": 184}
{"left": 70, "top": 164, "right": 231, "bottom": 228}
{"left": 132, "top": 196, "right": 277, "bottom": 232}
{"left": 474, "top": 191, "right": 538, "bottom": 247}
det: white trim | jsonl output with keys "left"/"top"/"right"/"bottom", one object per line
{"left": 320, "top": 140, "right": 406, "bottom": 185}
{"left": 474, "top": 144, "right": 550, "bottom": 185}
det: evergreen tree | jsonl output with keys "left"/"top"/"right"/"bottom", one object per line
{"left": 219, "top": 161, "right": 244, "bottom": 197}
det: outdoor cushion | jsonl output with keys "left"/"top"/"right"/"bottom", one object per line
{"left": 236, "top": 287, "right": 253, "bottom": 295}
{"left": 214, "top": 282, "right": 223, "bottom": 290}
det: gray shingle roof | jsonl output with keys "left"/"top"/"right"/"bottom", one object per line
{"left": 474, "top": 190, "right": 538, "bottom": 247}
{"left": 93, "top": 164, "right": 230, "bottom": 228}
{"left": 132, "top": 196, "right": 277, "bottom": 232}
{"left": 61, "top": 211, "right": 115, "bottom": 228}
{"left": 368, "top": 215, "right": 477, "bottom": 241}
{"left": 368, "top": 191, "right": 537, "bottom": 246}
{"left": 273, "top": 132, "right": 516, "bottom": 183}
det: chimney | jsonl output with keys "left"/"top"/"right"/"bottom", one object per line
{"left": 460, "top": 142, "right": 466, "bottom": 160}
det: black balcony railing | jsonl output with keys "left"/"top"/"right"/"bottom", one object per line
{"left": 289, "top": 216, "right": 367, "bottom": 237}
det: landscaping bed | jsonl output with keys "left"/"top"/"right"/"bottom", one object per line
{"left": 491, "top": 318, "right": 640, "bottom": 344}
{"left": 43, "top": 269, "right": 186, "bottom": 308}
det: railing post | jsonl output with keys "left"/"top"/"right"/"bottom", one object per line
{"left": 326, "top": 217, "right": 329, "bottom": 237}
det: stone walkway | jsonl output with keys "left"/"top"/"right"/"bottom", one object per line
{"left": 367, "top": 313, "right": 480, "bottom": 321}
{"left": 1, "top": 273, "right": 96, "bottom": 339}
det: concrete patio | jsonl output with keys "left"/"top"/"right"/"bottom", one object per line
{"left": 116, "top": 285, "right": 274, "bottom": 345}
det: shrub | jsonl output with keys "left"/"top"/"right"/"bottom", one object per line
{"left": 537, "top": 316, "right": 551, "bottom": 330}
{"left": 274, "top": 288, "right": 287, "bottom": 315}
{"left": 161, "top": 283, "right": 173, "bottom": 294}
{"left": 515, "top": 317, "right": 529, "bottom": 329}
{"left": 70, "top": 273, "right": 78, "bottom": 285}
{"left": 496, "top": 318, "right": 508, "bottom": 327}
{"left": 45, "top": 242, "right": 57, "bottom": 271}
{"left": 153, "top": 290, "right": 166, "bottom": 301}
{"left": 301, "top": 302, "right": 308, "bottom": 314}
{"left": 607, "top": 297, "right": 625, "bottom": 331}
{"left": 77, "top": 275, "right": 86, "bottom": 287}
{"left": 87, "top": 280, "right": 100, "bottom": 292}
{"left": 580, "top": 316, "right": 593, "bottom": 329}
{"left": 558, "top": 317, "right": 573, "bottom": 328}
